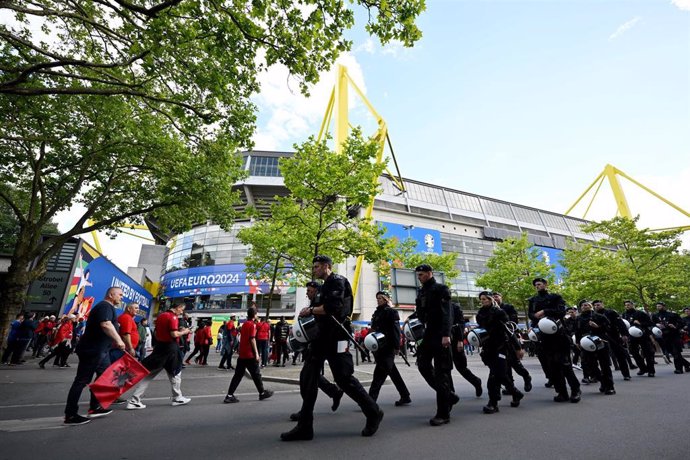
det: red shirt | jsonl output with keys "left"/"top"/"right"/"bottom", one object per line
{"left": 257, "top": 321, "right": 270, "bottom": 341}
{"left": 155, "top": 311, "right": 179, "bottom": 343}
{"left": 118, "top": 313, "right": 140, "bottom": 348}
{"left": 227, "top": 320, "right": 238, "bottom": 337}
{"left": 238, "top": 320, "right": 257, "bottom": 359}
{"left": 51, "top": 321, "right": 73, "bottom": 347}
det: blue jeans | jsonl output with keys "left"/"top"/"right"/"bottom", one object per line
{"left": 64, "top": 350, "right": 110, "bottom": 416}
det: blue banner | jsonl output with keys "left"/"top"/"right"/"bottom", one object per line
{"left": 536, "top": 246, "right": 566, "bottom": 284}
{"left": 379, "top": 222, "right": 442, "bottom": 254}
{"left": 62, "top": 242, "right": 153, "bottom": 319}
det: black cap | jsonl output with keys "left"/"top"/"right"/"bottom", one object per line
{"left": 415, "top": 264, "right": 433, "bottom": 272}
{"left": 376, "top": 290, "right": 391, "bottom": 298}
{"left": 532, "top": 277, "right": 547, "bottom": 286}
{"left": 578, "top": 300, "right": 591, "bottom": 307}
{"left": 312, "top": 255, "right": 333, "bottom": 265}
{"left": 305, "top": 281, "right": 320, "bottom": 288}
{"left": 656, "top": 301, "right": 666, "bottom": 306}
{"left": 566, "top": 307, "right": 576, "bottom": 312}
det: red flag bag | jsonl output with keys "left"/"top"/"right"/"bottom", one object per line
{"left": 89, "top": 353, "right": 150, "bottom": 409}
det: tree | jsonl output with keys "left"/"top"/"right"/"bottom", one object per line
{"left": 377, "top": 237, "right": 459, "bottom": 291}
{"left": 0, "top": 196, "right": 58, "bottom": 253}
{"left": 560, "top": 216, "right": 688, "bottom": 310}
{"left": 475, "top": 233, "right": 554, "bottom": 323}
{"left": 238, "top": 130, "right": 388, "bottom": 317}
{"left": 0, "top": 1, "right": 425, "bottom": 343}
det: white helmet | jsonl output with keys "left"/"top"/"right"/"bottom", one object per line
{"left": 628, "top": 326, "right": 643, "bottom": 338}
{"left": 467, "top": 328, "right": 487, "bottom": 349}
{"left": 652, "top": 326, "right": 663, "bottom": 338}
{"left": 528, "top": 328, "right": 540, "bottom": 342}
{"left": 621, "top": 319, "right": 631, "bottom": 329}
{"left": 538, "top": 318, "right": 559, "bottom": 335}
{"left": 364, "top": 332, "right": 385, "bottom": 352}
{"left": 580, "top": 335, "right": 604, "bottom": 352}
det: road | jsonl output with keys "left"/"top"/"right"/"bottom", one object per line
{"left": 1, "top": 351, "right": 688, "bottom": 460}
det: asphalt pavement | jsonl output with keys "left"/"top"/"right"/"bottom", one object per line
{"left": 1, "top": 350, "right": 689, "bottom": 460}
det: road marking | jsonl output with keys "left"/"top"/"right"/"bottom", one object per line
{"left": 0, "top": 417, "right": 66, "bottom": 432}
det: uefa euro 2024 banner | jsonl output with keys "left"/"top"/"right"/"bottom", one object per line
{"left": 61, "top": 241, "right": 153, "bottom": 319}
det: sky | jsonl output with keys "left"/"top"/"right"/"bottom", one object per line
{"left": 59, "top": 0, "right": 690, "bottom": 272}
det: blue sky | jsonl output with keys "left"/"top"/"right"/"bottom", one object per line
{"left": 254, "top": 0, "right": 690, "bottom": 227}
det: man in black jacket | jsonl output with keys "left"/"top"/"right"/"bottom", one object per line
{"left": 528, "top": 278, "right": 580, "bottom": 403}
{"left": 575, "top": 301, "right": 615, "bottom": 395}
{"left": 622, "top": 300, "right": 656, "bottom": 377}
{"left": 281, "top": 256, "right": 382, "bottom": 441}
{"left": 652, "top": 302, "right": 690, "bottom": 374}
{"left": 367, "top": 291, "right": 410, "bottom": 406}
{"left": 494, "top": 292, "right": 532, "bottom": 392}
{"left": 450, "top": 302, "right": 482, "bottom": 397}
{"left": 412, "top": 264, "right": 456, "bottom": 426}
{"left": 592, "top": 300, "right": 631, "bottom": 381}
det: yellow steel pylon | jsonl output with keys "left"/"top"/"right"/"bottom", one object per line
{"left": 318, "top": 64, "right": 405, "bottom": 299}
{"left": 565, "top": 164, "right": 690, "bottom": 232}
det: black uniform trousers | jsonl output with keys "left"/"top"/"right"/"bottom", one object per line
{"left": 607, "top": 338, "right": 631, "bottom": 378}
{"left": 452, "top": 340, "right": 482, "bottom": 390}
{"left": 64, "top": 349, "right": 111, "bottom": 416}
{"left": 535, "top": 342, "right": 552, "bottom": 382}
{"left": 417, "top": 338, "right": 454, "bottom": 419}
{"left": 297, "top": 342, "right": 378, "bottom": 428}
{"left": 663, "top": 334, "right": 690, "bottom": 371}
{"left": 542, "top": 334, "right": 580, "bottom": 397}
{"left": 275, "top": 341, "right": 289, "bottom": 365}
{"left": 227, "top": 357, "right": 264, "bottom": 395}
{"left": 506, "top": 345, "right": 531, "bottom": 384}
{"left": 481, "top": 350, "right": 518, "bottom": 405}
{"left": 581, "top": 347, "right": 614, "bottom": 391}
{"left": 368, "top": 350, "right": 410, "bottom": 402}
{"left": 629, "top": 336, "right": 655, "bottom": 374}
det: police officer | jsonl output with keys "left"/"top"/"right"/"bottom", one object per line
{"left": 622, "top": 300, "right": 656, "bottom": 377}
{"left": 575, "top": 301, "right": 615, "bottom": 395}
{"left": 476, "top": 291, "right": 524, "bottom": 414}
{"left": 652, "top": 302, "right": 690, "bottom": 374}
{"left": 592, "top": 300, "right": 631, "bottom": 381}
{"left": 281, "top": 256, "right": 382, "bottom": 441}
{"left": 563, "top": 307, "right": 581, "bottom": 368}
{"left": 410, "top": 264, "right": 457, "bottom": 426}
{"left": 493, "top": 292, "right": 532, "bottom": 392}
{"left": 528, "top": 278, "right": 581, "bottom": 403}
{"left": 288, "top": 281, "right": 344, "bottom": 422}
{"left": 450, "top": 301, "right": 483, "bottom": 397}
{"left": 367, "top": 291, "right": 411, "bottom": 406}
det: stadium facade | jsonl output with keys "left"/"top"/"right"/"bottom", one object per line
{"left": 157, "top": 150, "right": 597, "bottom": 322}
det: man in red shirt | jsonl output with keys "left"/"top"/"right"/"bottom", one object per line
{"left": 117, "top": 303, "right": 140, "bottom": 358}
{"left": 38, "top": 315, "right": 74, "bottom": 368}
{"left": 126, "top": 304, "right": 192, "bottom": 410}
{"left": 256, "top": 316, "right": 271, "bottom": 368}
{"left": 223, "top": 307, "right": 273, "bottom": 403}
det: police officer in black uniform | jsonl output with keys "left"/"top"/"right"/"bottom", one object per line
{"left": 281, "top": 256, "right": 382, "bottom": 441}
{"left": 575, "top": 300, "right": 615, "bottom": 395}
{"left": 528, "top": 278, "right": 581, "bottom": 403}
{"left": 563, "top": 307, "right": 580, "bottom": 368}
{"left": 476, "top": 291, "right": 524, "bottom": 414}
{"left": 450, "top": 302, "right": 483, "bottom": 397}
{"left": 493, "top": 292, "right": 532, "bottom": 392}
{"left": 592, "top": 300, "right": 631, "bottom": 381}
{"left": 411, "top": 264, "right": 457, "bottom": 426}
{"left": 288, "top": 281, "right": 347, "bottom": 423}
{"left": 652, "top": 301, "right": 690, "bottom": 374}
{"left": 367, "top": 291, "right": 411, "bottom": 406}
{"left": 622, "top": 300, "right": 656, "bottom": 377}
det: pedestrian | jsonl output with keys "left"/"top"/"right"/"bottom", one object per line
{"left": 39, "top": 315, "right": 74, "bottom": 368}
{"left": 136, "top": 317, "right": 151, "bottom": 361}
{"left": 218, "top": 324, "right": 234, "bottom": 370}
{"left": 63, "top": 287, "right": 127, "bottom": 425}
{"left": 409, "top": 264, "right": 457, "bottom": 426}
{"left": 652, "top": 302, "right": 690, "bottom": 374}
{"left": 622, "top": 301, "right": 656, "bottom": 377}
{"left": 575, "top": 300, "right": 615, "bottom": 395}
{"left": 367, "top": 291, "right": 411, "bottom": 406}
{"left": 184, "top": 321, "right": 205, "bottom": 365}
{"left": 1, "top": 313, "right": 24, "bottom": 365}
{"left": 223, "top": 306, "right": 273, "bottom": 403}
{"left": 476, "top": 291, "right": 524, "bottom": 414}
{"left": 281, "top": 255, "right": 382, "bottom": 441}
{"left": 198, "top": 321, "right": 212, "bottom": 365}
{"left": 114, "top": 303, "right": 140, "bottom": 361}
{"left": 528, "top": 278, "right": 581, "bottom": 403}
{"left": 256, "top": 316, "right": 271, "bottom": 367}
{"left": 33, "top": 317, "right": 51, "bottom": 358}
{"left": 10, "top": 312, "right": 37, "bottom": 364}
{"left": 592, "top": 300, "right": 632, "bottom": 380}
{"left": 126, "top": 303, "right": 193, "bottom": 410}
{"left": 450, "top": 302, "right": 482, "bottom": 397}
{"left": 273, "top": 316, "right": 290, "bottom": 367}
{"left": 493, "top": 292, "right": 533, "bottom": 392}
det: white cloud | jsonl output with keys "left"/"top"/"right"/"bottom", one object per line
{"left": 609, "top": 17, "right": 642, "bottom": 40}
{"left": 252, "top": 52, "right": 370, "bottom": 151}
{"left": 671, "top": 0, "right": 690, "bottom": 11}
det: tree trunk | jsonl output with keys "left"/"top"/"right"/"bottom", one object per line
{"left": 0, "top": 257, "right": 32, "bottom": 348}
{"left": 264, "top": 257, "right": 281, "bottom": 320}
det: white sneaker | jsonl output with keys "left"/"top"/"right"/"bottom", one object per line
{"left": 126, "top": 401, "right": 146, "bottom": 410}
{"left": 171, "top": 396, "right": 191, "bottom": 407}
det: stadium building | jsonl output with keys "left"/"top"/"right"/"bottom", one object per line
{"left": 156, "top": 150, "right": 597, "bottom": 323}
